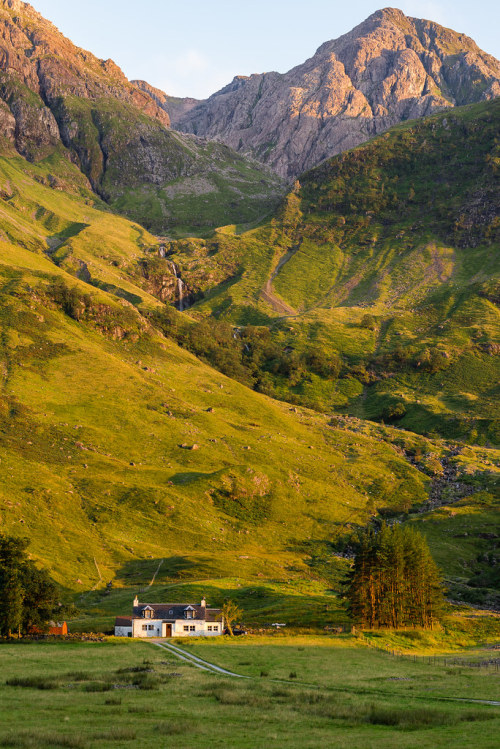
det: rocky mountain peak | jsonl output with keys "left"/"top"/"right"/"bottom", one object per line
{"left": 161, "top": 8, "right": 500, "bottom": 179}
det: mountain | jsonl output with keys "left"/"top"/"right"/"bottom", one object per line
{"left": 0, "top": 0, "right": 283, "bottom": 235}
{"left": 165, "top": 99, "right": 500, "bottom": 446}
{"left": 161, "top": 7, "right": 500, "bottom": 179}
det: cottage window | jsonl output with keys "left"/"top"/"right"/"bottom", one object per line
{"left": 185, "top": 609, "right": 194, "bottom": 619}
{"left": 148, "top": 625, "right": 154, "bottom": 630}
{"left": 207, "top": 626, "right": 213, "bottom": 632}
{"left": 142, "top": 625, "right": 147, "bottom": 631}
{"left": 190, "top": 626, "right": 196, "bottom": 632}
{"left": 213, "top": 625, "right": 219, "bottom": 631}
{"left": 183, "top": 626, "right": 189, "bottom": 632}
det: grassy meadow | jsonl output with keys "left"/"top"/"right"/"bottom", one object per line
{"left": 0, "top": 637, "right": 498, "bottom": 748}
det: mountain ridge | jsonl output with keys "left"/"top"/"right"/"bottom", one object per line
{"left": 151, "top": 7, "right": 500, "bottom": 179}
{"left": 0, "top": 0, "right": 283, "bottom": 234}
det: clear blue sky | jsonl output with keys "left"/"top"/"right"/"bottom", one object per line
{"left": 30, "top": 0, "right": 500, "bottom": 99}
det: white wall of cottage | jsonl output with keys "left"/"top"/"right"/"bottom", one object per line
{"left": 132, "top": 619, "right": 163, "bottom": 637}
{"left": 171, "top": 618, "right": 223, "bottom": 637}
{"left": 114, "top": 625, "right": 132, "bottom": 637}
{"left": 124, "top": 618, "right": 223, "bottom": 638}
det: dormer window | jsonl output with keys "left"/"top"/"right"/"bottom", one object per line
{"left": 142, "top": 607, "right": 153, "bottom": 619}
{"left": 184, "top": 606, "right": 196, "bottom": 619}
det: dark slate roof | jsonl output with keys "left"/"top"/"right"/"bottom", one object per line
{"left": 133, "top": 603, "right": 223, "bottom": 622}
{"left": 205, "top": 609, "right": 224, "bottom": 622}
{"left": 115, "top": 617, "right": 132, "bottom": 626}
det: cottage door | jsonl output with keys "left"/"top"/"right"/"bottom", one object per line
{"left": 162, "top": 623, "right": 172, "bottom": 638}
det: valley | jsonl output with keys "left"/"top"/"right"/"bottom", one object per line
{"left": 0, "top": 4, "right": 498, "bottom": 745}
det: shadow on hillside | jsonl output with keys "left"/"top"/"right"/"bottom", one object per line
{"left": 114, "top": 555, "right": 221, "bottom": 587}
{"left": 91, "top": 280, "right": 143, "bottom": 306}
{"left": 169, "top": 472, "right": 214, "bottom": 485}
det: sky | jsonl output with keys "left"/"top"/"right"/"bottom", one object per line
{"left": 30, "top": 0, "right": 500, "bottom": 99}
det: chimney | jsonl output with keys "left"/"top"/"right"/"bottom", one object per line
{"left": 201, "top": 596, "right": 206, "bottom": 608}
{"left": 133, "top": 595, "right": 139, "bottom": 607}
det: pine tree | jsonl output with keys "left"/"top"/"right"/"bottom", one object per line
{"left": 345, "top": 525, "right": 444, "bottom": 629}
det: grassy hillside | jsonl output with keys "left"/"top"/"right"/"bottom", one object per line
{"left": 165, "top": 100, "right": 500, "bottom": 445}
{"left": 0, "top": 160, "right": 430, "bottom": 589}
{"left": 1, "top": 239, "right": 441, "bottom": 589}
{"left": 0, "top": 139, "right": 498, "bottom": 613}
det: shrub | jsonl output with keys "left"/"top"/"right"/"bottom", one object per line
{"left": 383, "top": 401, "right": 407, "bottom": 421}
{"left": 360, "top": 314, "right": 377, "bottom": 331}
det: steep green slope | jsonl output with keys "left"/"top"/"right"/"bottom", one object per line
{"left": 166, "top": 100, "right": 500, "bottom": 445}
{"left": 0, "top": 241, "right": 434, "bottom": 589}
{"left": 0, "top": 120, "right": 498, "bottom": 611}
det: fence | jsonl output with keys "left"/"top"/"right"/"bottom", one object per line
{"left": 380, "top": 648, "right": 500, "bottom": 671}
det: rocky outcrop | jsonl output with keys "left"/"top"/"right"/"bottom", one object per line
{"left": 0, "top": 0, "right": 282, "bottom": 231}
{"left": 168, "top": 8, "right": 500, "bottom": 179}
{"left": 0, "top": 1, "right": 170, "bottom": 127}
{"left": 132, "top": 80, "right": 200, "bottom": 124}
{"left": 0, "top": 0, "right": 171, "bottom": 173}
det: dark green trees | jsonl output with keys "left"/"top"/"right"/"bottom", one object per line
{"left": 0, "top": 535, "right": 58, "bottom": 638}
{"left": 345, "top": 525, "right": 444, "bottom": 629}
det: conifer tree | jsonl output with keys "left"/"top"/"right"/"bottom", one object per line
{"left": 345, "top": 525, "right": 444, "bottom": 629}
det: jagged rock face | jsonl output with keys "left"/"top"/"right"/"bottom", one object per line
{"left": 0, "top": 0, "right": 170, "bottom": 126}
{"left": 0, "top": 0, "right": 178, "bottom": 180}
{"left": 169, "top": 8, "right": 500, "bottom": 179}
{"left": 0, "top": 0, "right": 281, "bottom": 231}
{"left": 132, "top": 80, "right": 199, "bottom": 124}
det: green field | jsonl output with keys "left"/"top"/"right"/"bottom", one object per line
{"left": 0, "top": 638, "right": 498, "bottom": 748}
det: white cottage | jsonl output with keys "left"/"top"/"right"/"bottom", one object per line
{"left": 115, "top": 596, "right": 224, "bottom": 638}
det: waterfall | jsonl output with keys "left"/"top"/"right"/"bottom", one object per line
{"left": 169, "top": 261, "right": 185, "bottom": 312}
{"left": 177, "top": 277, "right": 185, "bottom": 313}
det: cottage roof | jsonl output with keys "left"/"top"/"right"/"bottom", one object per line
{"left": 115, "top": 617, "right": 132, "bottom": 627}
{"left": 133, "top": 603, "right": 223, "bottom": 622}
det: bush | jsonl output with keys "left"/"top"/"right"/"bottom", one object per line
{"left": 360, "top": 314, "right": 377, "bottom": 331}
{"left": 383, "top": 401, "right": 407, "bottom": 421}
